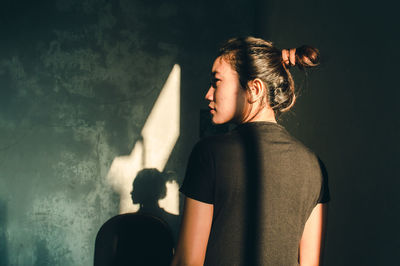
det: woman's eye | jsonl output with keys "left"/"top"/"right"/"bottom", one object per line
{"left": 210, "top": 78, "right": 220, "bottom": 88}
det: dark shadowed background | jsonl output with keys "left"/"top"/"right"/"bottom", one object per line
{"left": 0, "top": 0, "right": 399, "bottom": 265}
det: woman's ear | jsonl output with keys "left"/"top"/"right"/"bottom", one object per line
{"left": 247, "top": 78, "right": 266, "bottom": 103}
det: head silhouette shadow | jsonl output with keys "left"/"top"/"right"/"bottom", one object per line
{"left": 130, "top": 168, "right": 180, "bottom": 241}
{"left": 131, "top": 168, "right": 168, "bottom": 214}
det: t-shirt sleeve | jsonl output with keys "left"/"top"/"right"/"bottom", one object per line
{"left": 179, "top": 140, "right": 215, "bottom": 204}
{"left": 317, "top": 157, "right": 331, "bottom": 203}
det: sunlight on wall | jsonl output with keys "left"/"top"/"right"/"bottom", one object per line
{"left": 158, "top": 179, "right": 180, "bottom": 215}
{"left": 107, "top": 64, "right": 181, "bottom": 215}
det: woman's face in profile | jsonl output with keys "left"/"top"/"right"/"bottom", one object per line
{"left": 205, "top": 56, "right": 248, "bottom": 124}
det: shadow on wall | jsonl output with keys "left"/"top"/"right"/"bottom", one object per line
{"left": 93, "top": 169, "right": 178, "bottom": 266}
{"left": 94, "top": 212, "right": 175, "bottom": 266}
{"left": 131, "top": 168, "right": 180, "bottom": 242}
{"left": 0, "top": 200, "right": 8, "bottom": 266}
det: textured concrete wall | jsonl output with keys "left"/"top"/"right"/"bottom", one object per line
{"left": 0, "top": 0, "right": 255, "bottom": 265}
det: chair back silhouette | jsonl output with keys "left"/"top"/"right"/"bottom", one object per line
{"left": 94, "top": 213, "right": 174, "bottom": 266}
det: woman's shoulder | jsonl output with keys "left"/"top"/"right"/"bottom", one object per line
{"left": 190, "top": 130, "right": 239, "bottom": 154}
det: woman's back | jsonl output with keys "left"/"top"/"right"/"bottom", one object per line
{"left": 181, "top": 122, "right": 329, "bottom": 265}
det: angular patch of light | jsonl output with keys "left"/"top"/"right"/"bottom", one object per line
{"left": 107, "top": 64, "right": 180, "bottom": 214}
{"left": 159, "top": 179, "right": 180, "bottom": 215}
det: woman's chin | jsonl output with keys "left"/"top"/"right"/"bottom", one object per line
{"left": 211, "top": 117, "right": 228, "bottom": 125}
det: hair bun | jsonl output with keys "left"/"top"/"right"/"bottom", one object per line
{"left": 296, "top": 45, "right": 320, "bottom": 67}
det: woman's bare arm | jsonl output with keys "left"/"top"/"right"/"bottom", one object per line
{"left": 299, "top": 203, "right": 328, "bottom": 266}
{"left": 171, "top": 197, "right": 214, "bottom": 266}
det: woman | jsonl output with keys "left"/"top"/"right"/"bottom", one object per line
{"left": 172, "top": 37, "right": 330, "bottom": 266}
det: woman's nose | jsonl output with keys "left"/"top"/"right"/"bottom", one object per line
{"left": 205, "top": 87, "right": 214, "bottom": 101}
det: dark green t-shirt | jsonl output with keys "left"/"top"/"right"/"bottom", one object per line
{"left": 180, "top": 121, "right": 330, "bottom": 266}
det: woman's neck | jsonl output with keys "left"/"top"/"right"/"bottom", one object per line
{"left": 242, "top": 104, "right": 277, "bottom": 124}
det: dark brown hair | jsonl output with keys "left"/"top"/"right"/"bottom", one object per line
{"left": 218, "top": 36, "right": 320, "bottom": 115}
